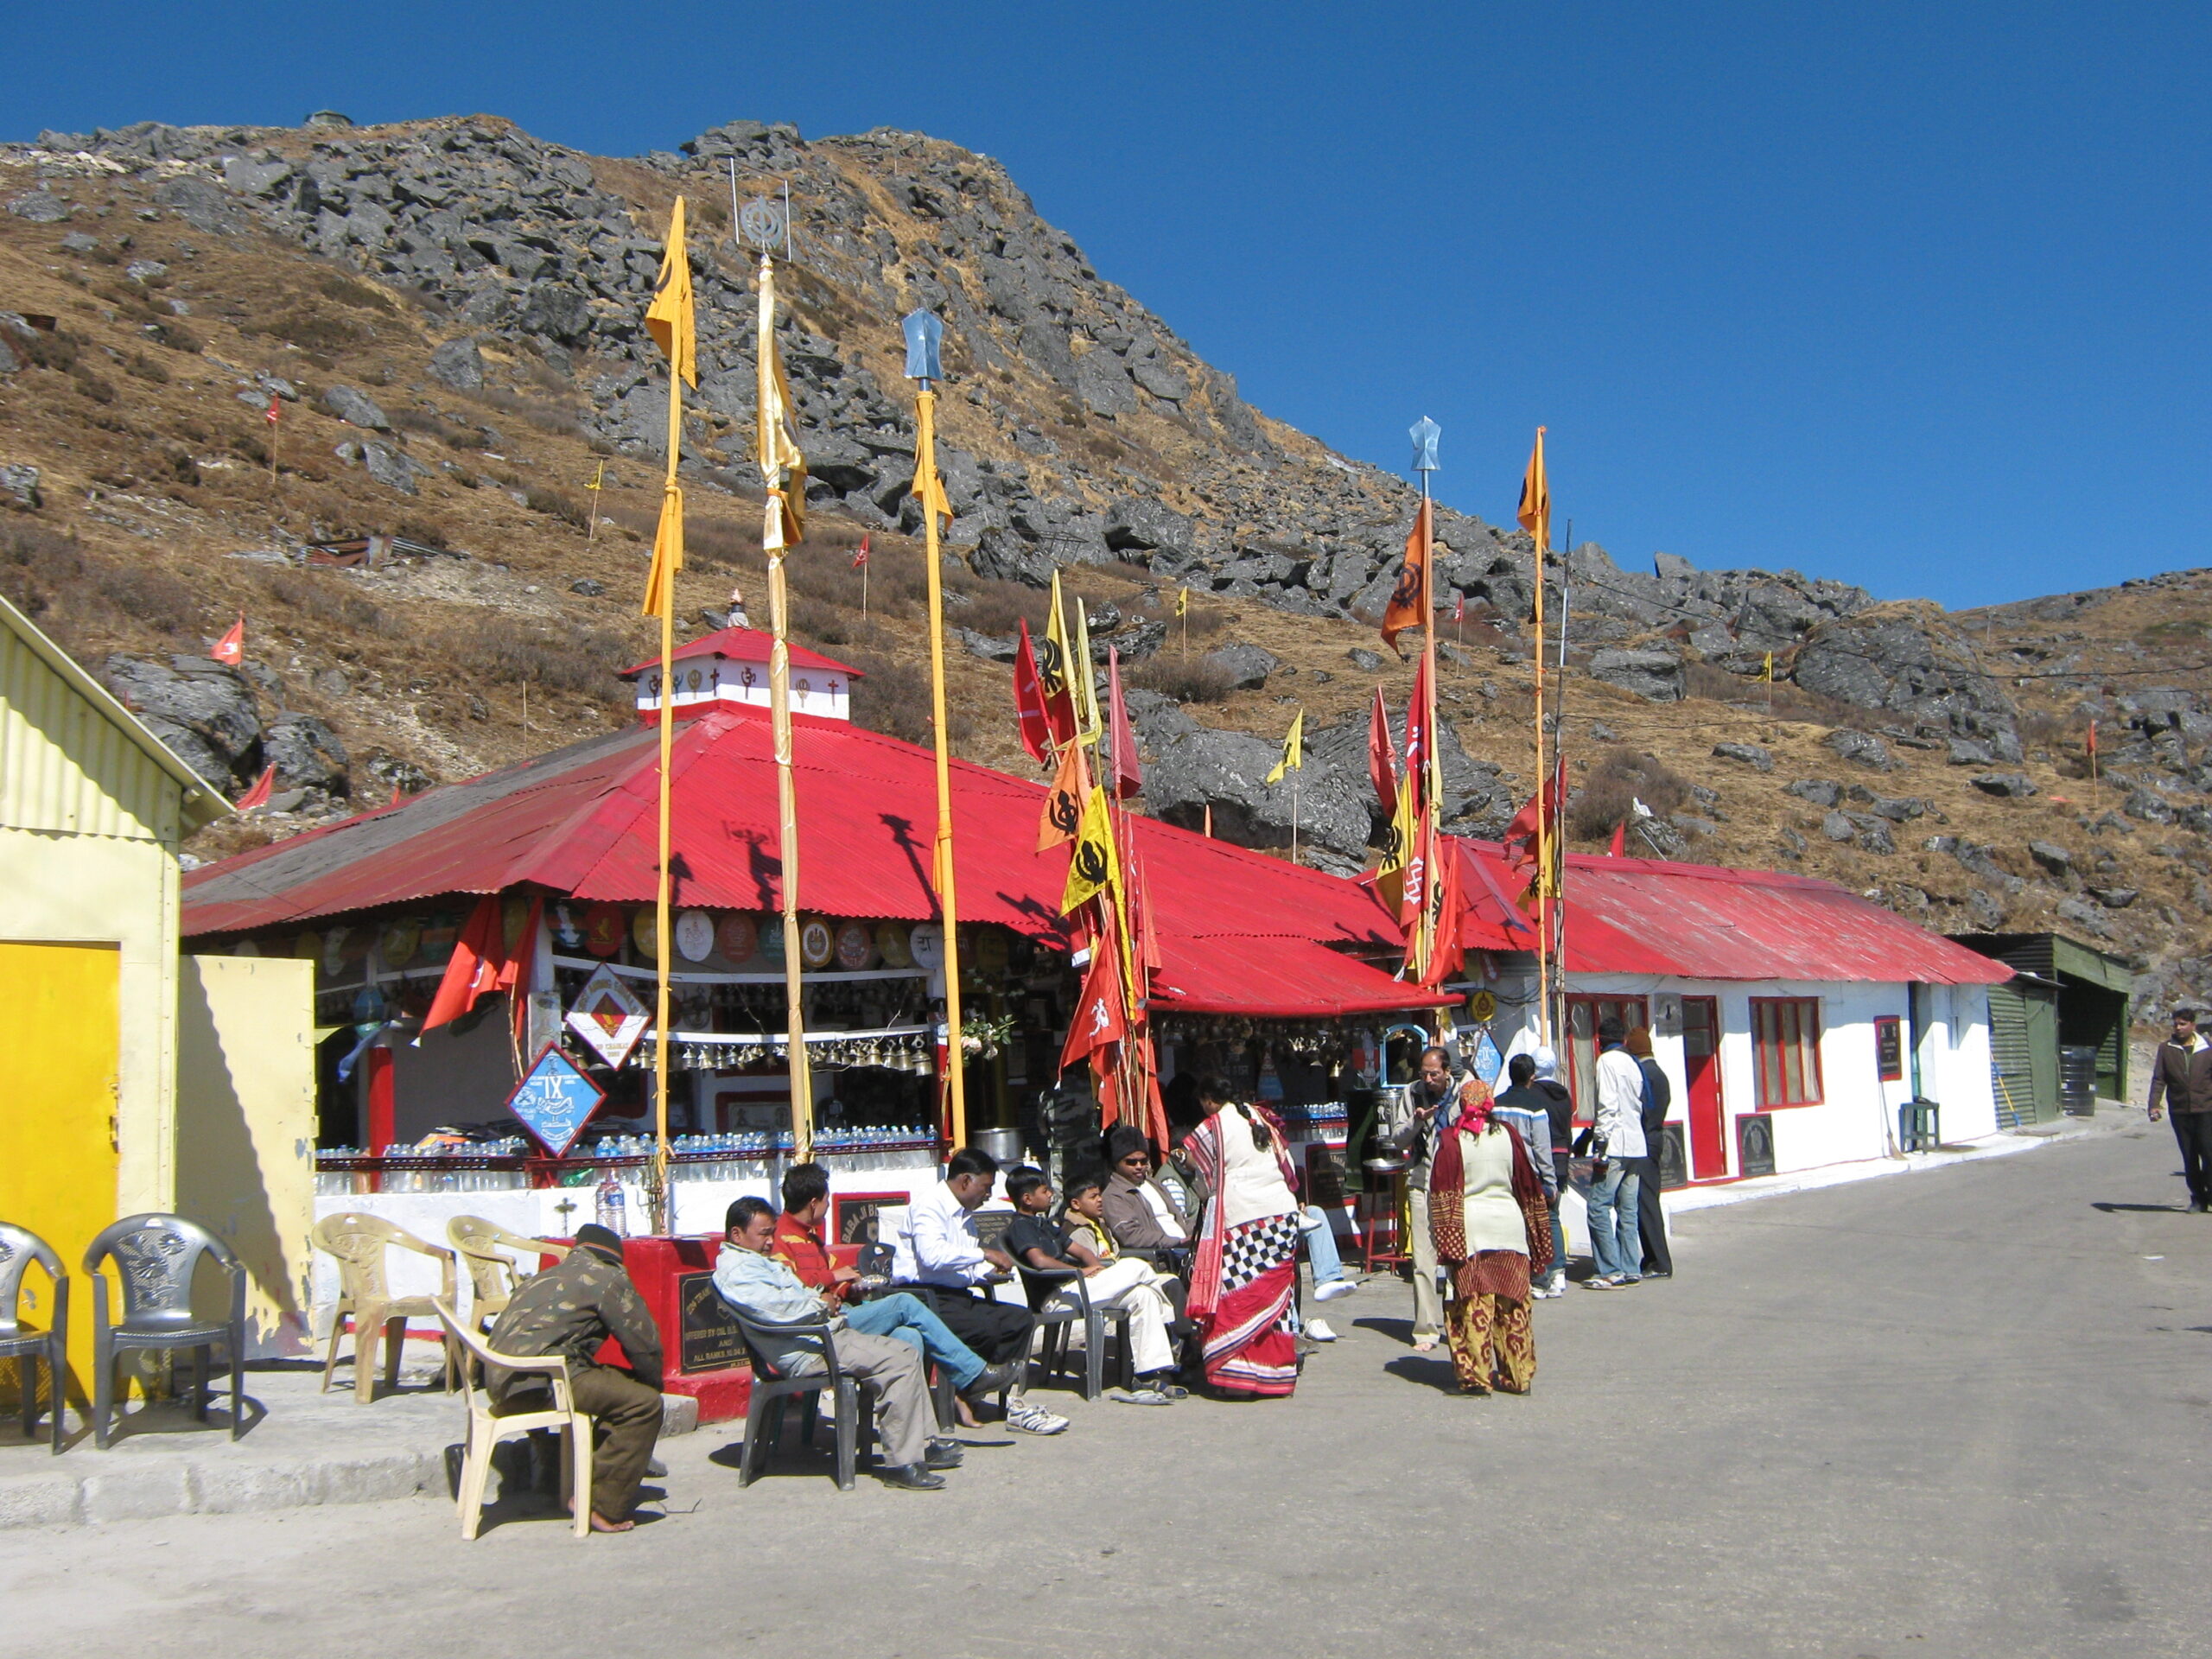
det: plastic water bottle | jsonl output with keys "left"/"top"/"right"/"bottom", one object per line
{"left": 595, "top": 1173, "right": 627, "bottom": 1236}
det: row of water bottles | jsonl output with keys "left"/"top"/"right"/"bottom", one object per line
{"left": 669, "top": 1130, "right": 792, "bottom": 1183}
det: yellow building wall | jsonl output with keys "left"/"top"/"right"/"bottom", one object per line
{"left": 0, "top": 826, "right": 180, "bottom": 1221}
{"left": 175, "top": 955, "right": 317, "bottom": 1353}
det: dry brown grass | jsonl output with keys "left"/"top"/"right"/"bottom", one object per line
{"left": 1567, "top": 747, "right": 1693, "bottom": 841}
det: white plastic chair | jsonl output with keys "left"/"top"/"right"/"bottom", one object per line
{"left": 433, "top": 1298, "right": 592, "bottom": 1540}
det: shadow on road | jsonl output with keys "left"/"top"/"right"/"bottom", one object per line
{"left": 2092, "top": 1201, "right": 2190, "bottom": 1213}
{"left": 1382, "top": 1354, "right": 1462, "bottom": 1394}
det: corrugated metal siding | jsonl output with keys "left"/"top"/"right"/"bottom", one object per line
{"left": 1, "top": 629, "right": 175, "bottom": 843}
{"left": 1988, "top": 983, "right": 2034, "bottom": 1128}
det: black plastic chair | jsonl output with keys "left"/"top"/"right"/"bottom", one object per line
{"left": 1010, "top": 1260, "right": 1133, "bottom": 1401}
{"left": 729, "top": 1309, "right": 869, "bottom": 1491}
{"left": 82, "top": 1213, "right": 247, "bottom": 1449}
{"left": 0, "top": 1221, "right": 69, "bottom": 1453}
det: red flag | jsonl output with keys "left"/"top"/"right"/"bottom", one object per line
{"left": 1105, "top": 646, "right": 1141, "bottom": 800}
{"left": 211, "top": 613, "right": 245, "bottom": 667}
{"left": 1452, "top": 591, "right": 1465, "bottom": 625}
{"left": 422, "top": 894, "right": 539, "bottom": 1036}
{"left": 1405, "top": 650, "right": 1433, "bottom": 810}
{"left": 2087, "top": 720, "right": 2098, "bottom": 755}
{"left": 1379, "top": 498, "right": 1433, "bottom": 655}
{"left": 390, "top": 781, "right": 405, "bottom": 809}
{"left": 265, "top": 393, "right": 281, "bottom": 426}
{"left": 1420, "top": 834, "right": 1468, "bottom": 988}
{"left": 1399, "top": 804, "right": 1434, "bottom": 928}
{"left": 1366, "top": 687, "right": 1397, "bottom": 815}
{"left": 1503, "top": 757, "right": 1566, "bottom": 874}
{"left": 1059, "top": 933, "right": 1128, "bottom": 1071}
{"left": 234, "top": 764, "right": 275, "bottom": 810}
{"left": 851, "top": 535, "right": 869, "bottom": 569}
{"left": 1012, "top": 619, "right": 1052, "bottom": 764}
{"left": 1608, "top": 819, "right": 1627, "bottom": 857}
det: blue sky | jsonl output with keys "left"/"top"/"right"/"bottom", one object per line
{"left": 8, "top": 3, "right": 2207, "bottom": 607}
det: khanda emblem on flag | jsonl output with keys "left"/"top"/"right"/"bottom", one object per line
{"left": 1071, "top": 836, "right": 1109, "bottom": 889}
{"left": 1047, "top": 785, "right": 1082, "bottom": 840}
{"left": 1034, "top": 633, "right": 1066, "bottom": 694}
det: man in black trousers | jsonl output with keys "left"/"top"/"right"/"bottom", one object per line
{"left": 1627, "top": 1027, "right": 1675, "bottom": 1279}
{"left": 2148, "top": 1007, "right": 2212, "bottom": 1211}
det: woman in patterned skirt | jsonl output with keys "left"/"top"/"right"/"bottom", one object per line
{"left": 1427, "top": 1073, "right": 1552, "bottom": 1395}
{"left": 1181, "top": 1076, "right": 1303, "bottom": 1397}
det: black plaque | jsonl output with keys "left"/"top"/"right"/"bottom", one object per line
{"left": 677, "top": 1270, "right": 747, "bottom": 1375}
{"left": 1736, "top": 1113, "right": 1777, "bottom": 1179}
{"left": 1874, "top": 1016, "right": 1904, "bottom": 1082}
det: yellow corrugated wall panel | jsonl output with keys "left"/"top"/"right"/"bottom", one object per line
{"left": 0, "top": 630, "right": 169, "bottom": 842}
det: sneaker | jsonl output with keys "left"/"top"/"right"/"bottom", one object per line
{"left": 1529, "top": 1282, "right": 1558, "bottom": 1300}
{"left": 877, "top": 1463, "right": 947, "bottom": 1491}
{"left": 1313, "top": 1278, "right": 1357, "bottom": 1302}
{"left": 1580, "top": 1275, "right": 1618, "bottom": 1290}
{"left": 1005, "top": 1400, "right": 1070, "bottom": 1435}
{"left": 1616, "top": 1274, "right": 1641, "bottom": 1286}
{"left": 1305, "top": 1318, "right": 1339, "bottom": 1343}
{"left": 1106, "top": 1385, "right": 1173, "bottom": 1406}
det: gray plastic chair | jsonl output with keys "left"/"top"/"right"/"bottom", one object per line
{"left": 82, "top": 1214, "right": 247, "bottom": 1449}
{"left": 728, "top": 1309, "right": 868, "bottom": 1491}
{"left": 1010, "top": 1260, "right": 1134, "bottom": 1402}
{"left": 0, "top": 1221, "right": 69, "bottom": 1453}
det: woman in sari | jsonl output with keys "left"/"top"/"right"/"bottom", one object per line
{"left": 1428, "top": 1073, "right": 1553, "bottom": 1395}
{"left": 1180, "top": 1077, "right": 1302, "bottom": 1397}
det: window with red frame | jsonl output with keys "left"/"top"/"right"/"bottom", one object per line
{"left": 1751, "top": 997, "right": 1824, "bottom": 1107}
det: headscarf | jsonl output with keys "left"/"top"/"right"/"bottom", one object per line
{"left": 1453, "top": 1071, "right": 1497, "bottom": 1136}
{"left": 1532, "top": 1046, "right": 1560, "bottom": 1082}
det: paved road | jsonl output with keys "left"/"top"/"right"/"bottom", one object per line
{"left": 3, "top": 1123, "right": 2207, "bottom": 1658}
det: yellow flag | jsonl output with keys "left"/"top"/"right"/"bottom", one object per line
{"left": 645, "top": 198, "right": 696, "bottom": 389}
{"left": 754, "top": 256, "right": 807, "bottom": 549}
{"left": 1265, "top": 709, "right": 1304, "bottom": 786}
{"left": 1174, "top": 587, "right": 1189, "bottom": 618}
{"left": 1763, "top": 651, "right": 1774, "bottom": 683}
{"left": 1041, "top": 571, "right": 1071, "bottom": 696}
{"left": 1374, "top": 776, "right": 1416, "bottom": 913}
{"left": 1060, "top": 786, "right": 1122, "bottom": 914}
{"left": 1516, "top": 426, "right": 1549, "bottom": 556}
{"left": 641, "top": 481, "right": 684, "bottom": 619}
{"left": 1071, "top": 600, "right": 1102, "bottom": 742}
{"left": 909, "top": 392, "right": 954, "bottom": 531}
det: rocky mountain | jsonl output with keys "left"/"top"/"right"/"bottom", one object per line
{"left": 3, "top": 110, "right": 2207, "bottom": 1023}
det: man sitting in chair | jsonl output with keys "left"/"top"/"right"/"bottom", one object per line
{"left": 1005, "top": 1166, "right": 1186, "bottom": 1406}
{"left": 715, "top": 1197, "right": 959, "bottom": 1492}
{"left": 484, "top": 1223, "right": 662, "bottom": 1533}
{"left": 772, "top": 1162, "right": 1018, "bottom": 1424}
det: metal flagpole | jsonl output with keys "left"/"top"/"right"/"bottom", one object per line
{"left": 1554, "top": 519, "right": 1570, "bottom": 1035}
{"left": 753, "top": 228, "right": 814, "bottom": 1158}
{"left": 1524, "top": 429, "right": 1552, "bottom": 1047}
{"left": 905, "top": 309, "right": 967, "bottom": 1147}
{"left": 1409, "top": 418, "right": 1442, "bottom": 988}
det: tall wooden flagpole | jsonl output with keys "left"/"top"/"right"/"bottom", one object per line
{"left": 756, "top": 243, "right": 815, "bottom": 1157}
{"left": 1519, "top": 427, "right": 1553, "bottom": 1046}
{"left": 639, "top": 195, "right": 698, "bottom": 1235}
{"left": 905, "top": 308, "right": 967, "bottom": 1147}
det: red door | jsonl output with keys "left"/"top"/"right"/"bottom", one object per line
{"left": 1682, "top": 997, "right": 1727, "bottom": 1179}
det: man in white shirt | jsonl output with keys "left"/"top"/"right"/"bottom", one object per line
{"left": 1583, "top": 1017, "right": 1648, "bottom": 1288}
{"left": 890, "top": 1146, "right": 1069, "bottom": 1435}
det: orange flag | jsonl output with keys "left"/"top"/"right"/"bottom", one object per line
{"left": 1379, "top": 498, "right": 1433, "bottom": 656}
{"left": 1517, "top": 427, "right": 1550, "bottom": 555}
{"left": 212, "top": 613, "right": 245, "bottom": 667}
{"left": 233, "top": 764, "right": 275, "bottom": 810}
{"left": 1038, "top": 738, "right": 1090, "bottom": 853}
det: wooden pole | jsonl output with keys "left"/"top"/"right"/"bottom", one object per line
{"left": 760, "top": 251, "right": 814, "bottom": 1160}
{"left": 1530, "top": 440, "right": 1551, "bottom": 1049}
{"left": 917, "top": 385, "right": 967, "bottom": 1147}
{"left": 587, "top": 460, "right": 603, "bottom": 543}
{"left": 647, "top": 267, "right": 682, "bottom": 1236}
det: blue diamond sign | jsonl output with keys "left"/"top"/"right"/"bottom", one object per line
{"left": 504, "top": 1044, "right": 607, "bottom": 1158}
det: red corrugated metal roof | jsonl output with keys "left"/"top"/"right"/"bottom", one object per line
{"left": 1448, "top": 841, "right": 2011, "bottom": 985}
{"left": 619, "top": 626, "right": 861, "bottom": 681}
{"left": 182, "top": 709, "right": 1434, "bottom": 1017}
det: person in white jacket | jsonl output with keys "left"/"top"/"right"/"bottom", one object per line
{"left": 1581, "top": 1017, "right": 1648, "bottom": 1288}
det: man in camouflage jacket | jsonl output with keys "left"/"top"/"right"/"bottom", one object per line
{"left": 486, "top": 1224, "right": 663, "bottom": 1530}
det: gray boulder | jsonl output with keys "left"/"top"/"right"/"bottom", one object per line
{"left": 1587, "top": 648, "right": 1684, "bottom": 702}
{"left": 1791, "top": 609, "right": 2019, "bottom": 746}
{"left": 428, "top": 338, "right": 485, "bottom": 392}
{"left": 1824, "top": 729, "right": 1894, "bottom": 771}
{"left": 1712, "top": 742, "right": 1773, "bottom": 772}
{"left": 7, "top": 192, "right": 70, "bottom": 223}
{"left": 361, "top": 442, "right": 426, "bottom": 496}
{"left": 1203, "top": 643, "right": 1279, "bottom": 690}
{"left": 1971, "top": 772, "right": 2037, "bottom": 798}
{"left": 323, "top": 385, "right": 391, "bottom": 430}
{"left": 100, "top": 655, "right": 261, "bottom": 785}
{"left": 1, "top": 464, "right": 40, "bottom": 508}
{"left": 2056, "top": 896, "right": 2113, "bottom": 938}
{"left": 1346, "top": 647, "right": 1386, "bottom": 672}
{"left": 152, "top": 175, "right": 240, "bottom": 233}
{"left": 262, "top": 714, "right": 350, "bottom": 793}
{"left": 954, "top": 627, "right": 1018, "bottom": 664}
{"left": 2088, "top": 887, "right": 2139, "bottom": 910}
{"left": 2028, "top": 841, "right": 2073, "bottom": 876}
{"left": 1947, "top": 737, "right": 1995, "bottom": 766}
{"left": 1785, "top": 779, "right": 1842, "bottom": 809}
{"left": 1821, "top": 811, "right": 1855, "bottom": 842}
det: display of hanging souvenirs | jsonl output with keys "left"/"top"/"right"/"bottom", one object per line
{"left": 631, "top": 908, "right": 658, "bottom": 958}
{"left": 716, "top": 912, "right": 758, "bottom": 963}
{"left": 876, "top": 922, "right": 912, "bottom": 968}
{"left": 504, "top": 1044, "right": 607, "bottom": 1157}
{"left": 582, "top": 904, "right": 625, "bottom": 958}
{"left": 799, "top": 918, "right": 835, "bottom": 969}
{"left": 565, "top": 963, "right": 650, "bottom": 1069}
{"left": 835, "top": 920, "right": 875, "bottom": 970}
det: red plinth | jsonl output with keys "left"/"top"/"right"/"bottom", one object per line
{"left": 552, "top": 1236, "right": 753, "bottom": 1424}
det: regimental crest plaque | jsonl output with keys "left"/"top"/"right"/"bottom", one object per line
{"left": 564, "top": 963, "right": 650, "bottom": 1070}
{"left": 504, "top": 1044, "right": 607, "bottom": 1158}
